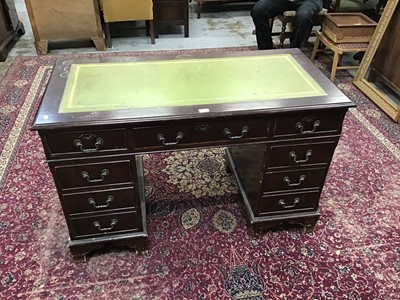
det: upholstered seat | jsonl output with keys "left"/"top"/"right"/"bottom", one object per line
{"left": 99, "top": 0, "right": 155, "bottom": 47}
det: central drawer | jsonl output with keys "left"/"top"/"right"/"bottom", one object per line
{"left": 132, "top": 117, "right": 269, "bottom": 150}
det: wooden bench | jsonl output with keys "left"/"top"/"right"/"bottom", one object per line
{"left": 310, "top": 30, "right": 369, "bottom": 81}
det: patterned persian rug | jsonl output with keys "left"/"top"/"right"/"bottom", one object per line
{"left": 0, "top": 47, "right": 399, "bottom": 300}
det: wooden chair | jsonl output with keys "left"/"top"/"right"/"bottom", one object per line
{"left": 99, "top": 0, "right": 155, "bottom": 48}
{"left": 277, "top": 8, "right": 328, "bottom": 48}
{"left": 310, "top": 30, "right": 369, "bottom": 81}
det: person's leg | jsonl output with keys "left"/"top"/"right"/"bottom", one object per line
{"left": 251, "top": 0, "right": 294, "bottom": 50}
{"left": 290, "top": 0, "right": 322, "bottom": 48}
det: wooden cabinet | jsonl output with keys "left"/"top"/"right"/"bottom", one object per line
{"left": 153, "top": 0, "right": 189, "bottom": 37}
{"left": 24, "top": 0, "right": 106, "bottom": 54}
{"left": 0, "top": 0, "right": 24, "bottom": 61}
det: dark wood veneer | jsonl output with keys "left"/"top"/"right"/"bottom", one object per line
{"left": 32, "top": 49, "right": 355, "bottom": 261}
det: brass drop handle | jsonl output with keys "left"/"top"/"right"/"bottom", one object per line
{"left": 295, "top": 120, "right": 320, "bottom": 133}
{"left": 279, "top": 197, "right": 300, "bottom": 209}
{"left": 289, "top": 149, "right": 313, "bottom": 163}
{"left": 223, "top": 126, "right": 249, "bottom": 140}
{"left": 81, "top": 169, "right": 109, "bottom": 183}
{"left": 93, "top": 219, "right": 118, "bottom": 232}
{"left": 88, "top": 195, "right": 114, "bottom": 209}
{"left": 74, "top": 137, "right": 104, "bottom": 153}
{"left": 283, "top": 175, "right": 306, "bottom": 187}
{"left": 157, "top": 132, "right": 184, "bottom": 146}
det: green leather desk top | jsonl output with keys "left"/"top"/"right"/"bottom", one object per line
{"left": 59, "top": 54, "right": 326, "bottom": 113}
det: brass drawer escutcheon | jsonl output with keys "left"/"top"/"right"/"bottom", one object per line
{"left": 196, "top": 124, "right": 212, "bottom": 131}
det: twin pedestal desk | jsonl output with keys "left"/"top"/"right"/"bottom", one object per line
{"left": 32, "top": 49, "right": 354, "bottom": 262}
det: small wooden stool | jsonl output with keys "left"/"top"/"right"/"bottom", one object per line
{"left": 310, "top": 30, "right": 369, "bottom": 81}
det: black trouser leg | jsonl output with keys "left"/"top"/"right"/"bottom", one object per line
{"left": 251, "top": 0, "right": 294, "bottom": 50}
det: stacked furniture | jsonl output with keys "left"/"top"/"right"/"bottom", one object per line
{"left": 311, "top": 12, "right": 376, "bottom": 81}
{"left": 311, "top": 30, "right": 369, "bottom": 81}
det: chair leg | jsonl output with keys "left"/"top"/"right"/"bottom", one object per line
{"left": 310, "top": 36, "right": 320, "bottom": 61}
{"left": 280, "top": 19, "right": 288, "bottom": 48}
{"left": 197, "top": 2, "right": 201, "bottom": 19}
{"left": 154, "top": 19, "right": 159, "bottom": 38}
{"left": 104, "top": 23, "right": 112, "bottom": 48}
{"left": 149, "top": 20, "right": 155, "bottom": 44}
{"left": 331, "top": 51, "right": 340, "bottom": 81}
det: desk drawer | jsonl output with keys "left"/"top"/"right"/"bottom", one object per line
{"left": 61, "top": 187, "right": 136, "bottom": 215}
{"left": 52, "top": 159, "right": 134, "bottom": 190}
{"left": 266, "top": 139, "right": 338, "bottom": 169}
{"left": 272, "top": 110, "right": 346, "bottom": 138}
{"left": 263, "top": 167, "right": 327, "bottom": 193}
{"left": 43, "top": 128, "right": 128, "bottom": 158}
{"left": 69, "top": 210, "right": 139, "bottom": 239}
{"left": 257, "top": 190, "right": 320, "bottom": 216}
{"left": 132, "top": 118, "right": 269, "bottom": 150}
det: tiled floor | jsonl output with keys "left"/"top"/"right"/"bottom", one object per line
{"left": 4, "top": 3, "right": 264, "bottom": 54}
{"left": 1, "top": 1, "right": 273, "bottom": 78}
{"left": 1, "top": 1, "right": 364, "bottom": 80}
